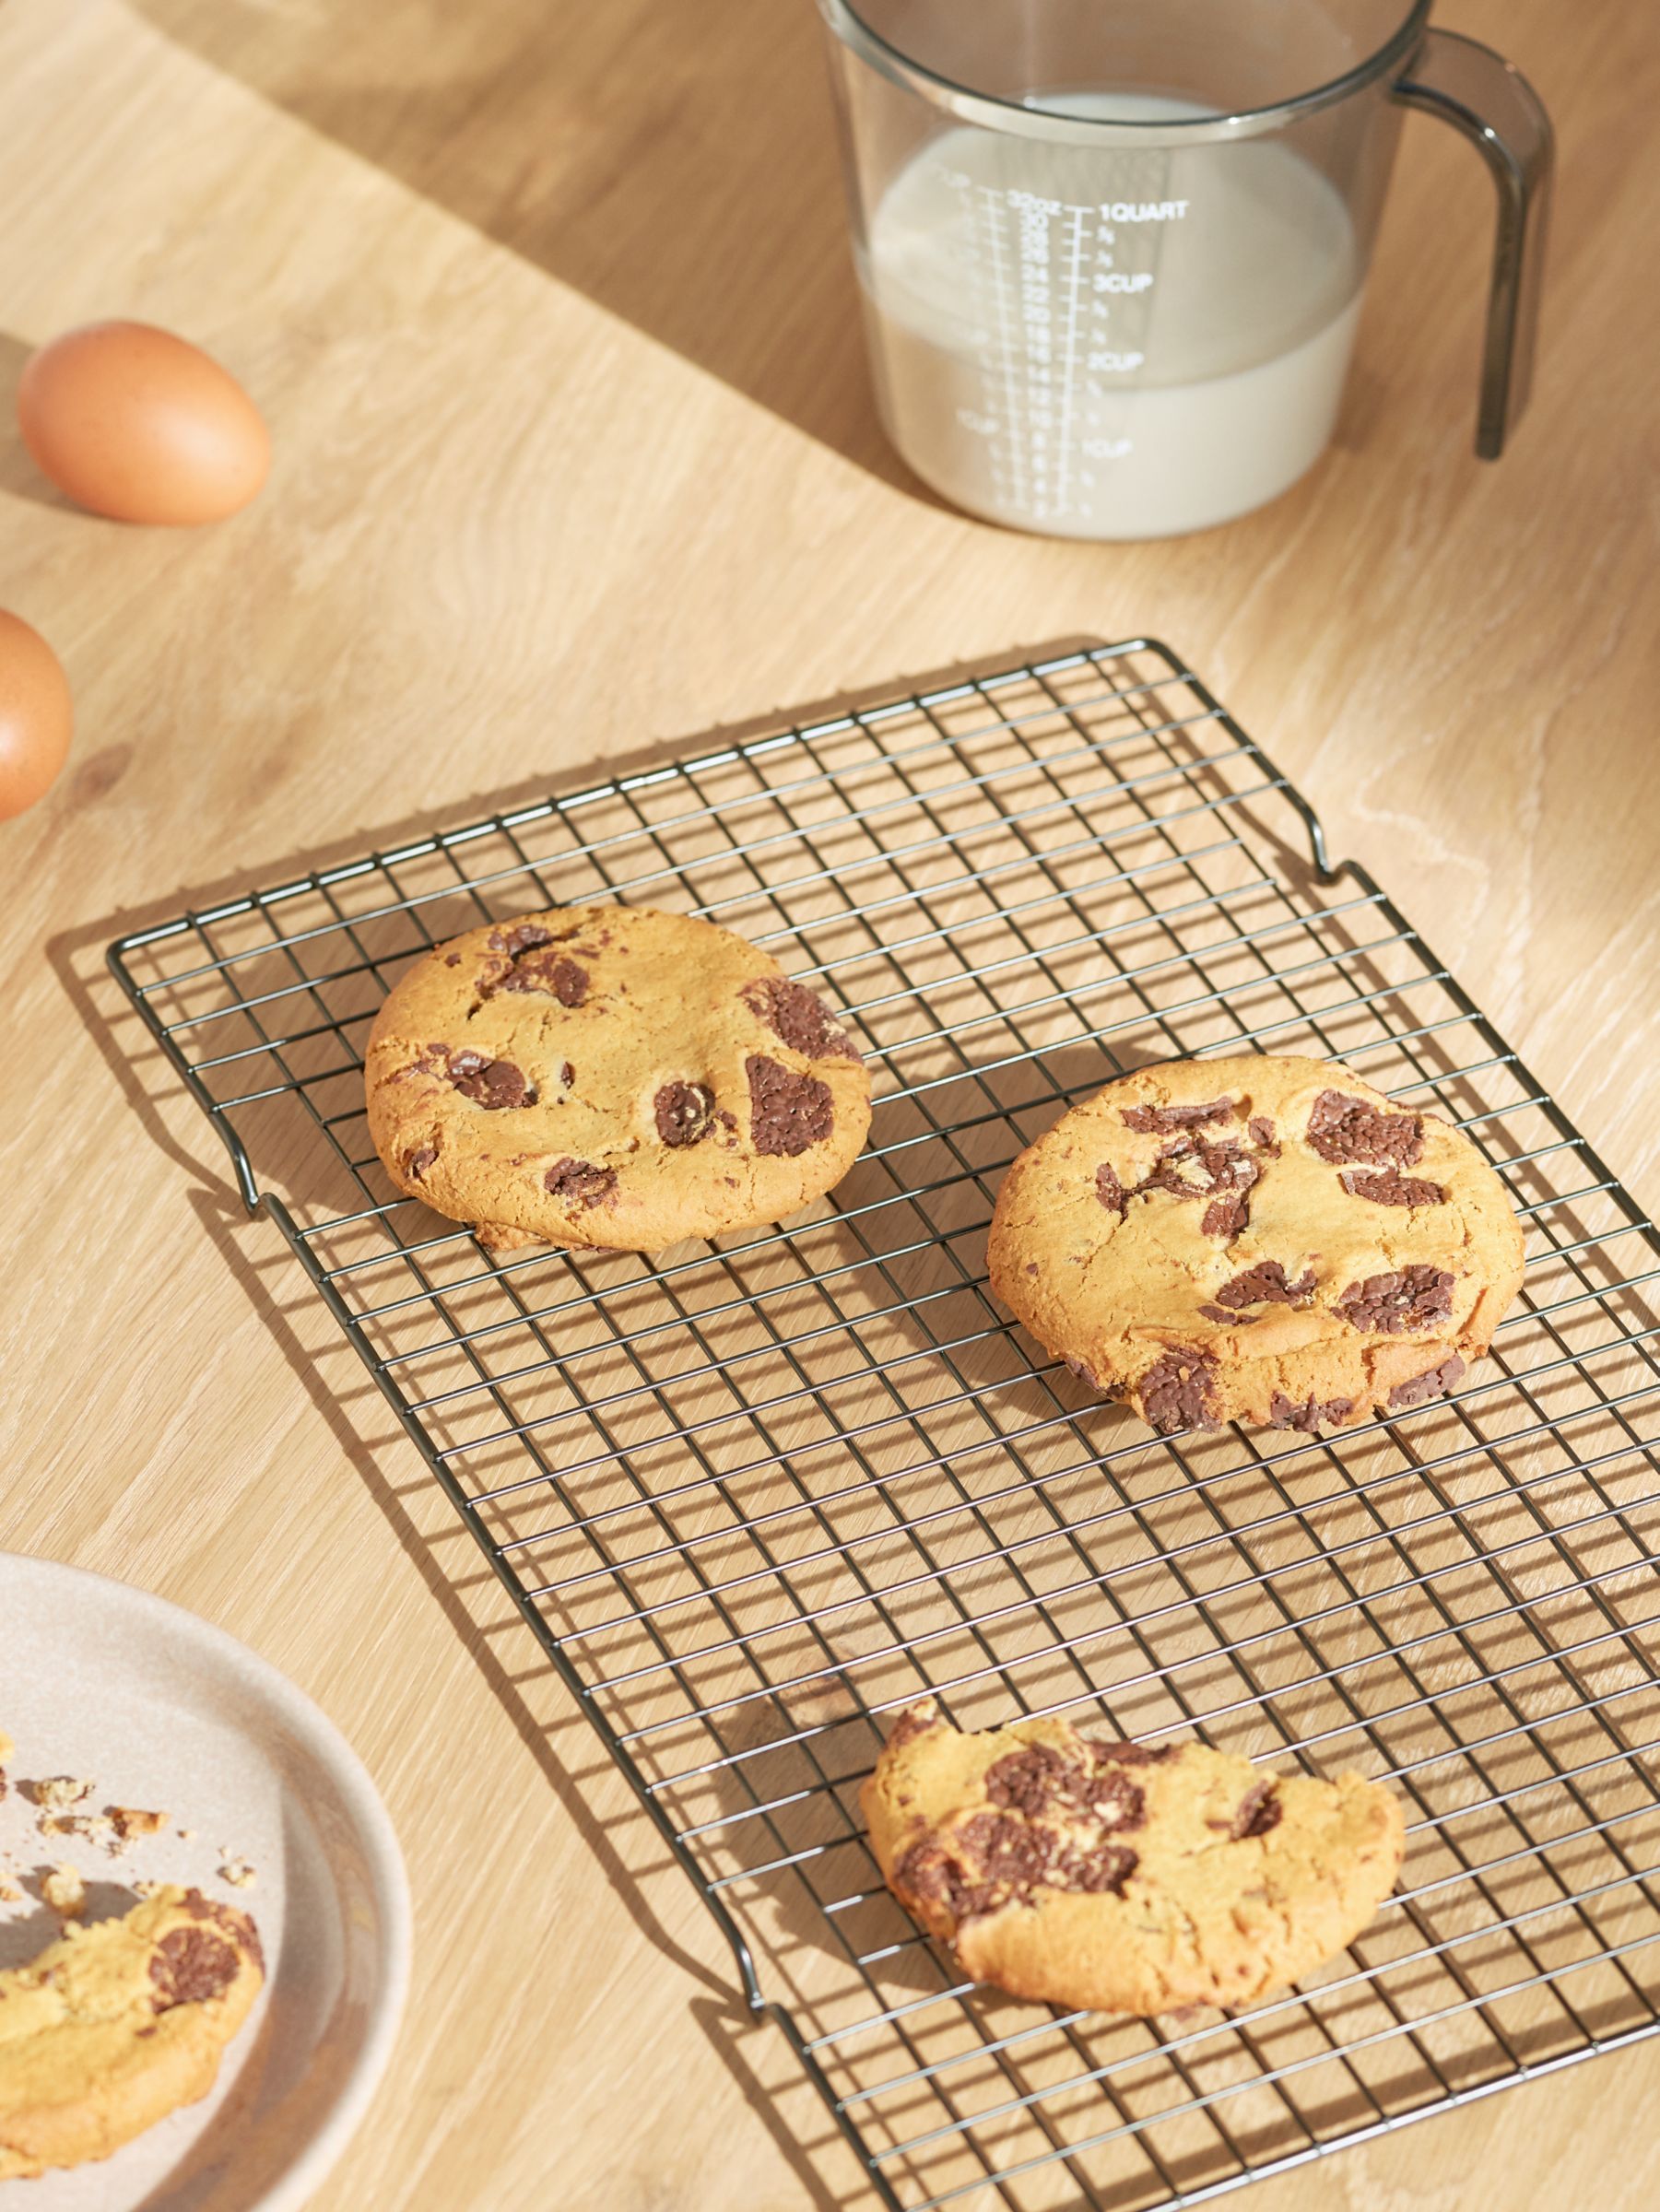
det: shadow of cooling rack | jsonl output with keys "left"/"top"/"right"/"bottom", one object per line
{"left": 110, "top": 639, "right": 1660, "bottom": 2211}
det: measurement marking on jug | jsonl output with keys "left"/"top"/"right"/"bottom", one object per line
{"left": 1100, "top": 198, "right": 1190, "bottom": 223}
{"left": 977, "top": 183, "right": 1026, "bottom": 517}
{"left": 1056, "top": 204, "right": 1089, "bottom": 517}
{"left": 1012, "top": 188, "right": 1062, "bottom": 516}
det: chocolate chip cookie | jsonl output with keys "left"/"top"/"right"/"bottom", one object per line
{"left": 0, "top": 1886, "right": 263, "bottom": 2179}
{"left": 863, "top": 1702, "right": 1405, "bottom": 2016}
{"left": 986, "top": 1053, "right": 1525, "bottom": 1436}
{"left": 364, "top": 905, "right": 872, "bottom": 1251}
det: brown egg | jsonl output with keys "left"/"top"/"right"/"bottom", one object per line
{"left": 18, "top": 321, "right": 270, "bottom": 525}
{"left": 0, "top": 611, "right": 73, "bottom": 821}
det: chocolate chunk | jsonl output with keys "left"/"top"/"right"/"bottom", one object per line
{"left": 177, "top": 1888, "right": 264, "bottom": 1973}
{"left": 898, "top": 1812, "right": 1054, "bottom": 1923}
{"left": 1137, "top": 1159, "right": 1199, "bottom": 1200}
{"left": 1214, "top": 1260, "right": 1317, "bottom": 1310}
{"left": 1120, "top": 1098, "right": 1234, "bottom": 1133}
{"left": 955, "top": 1810, "right": 1055, "bottom": 1894}
{"left": 1202, "top": 1190, "right": 1251, "bottom": 1239}
{"left": 1112, "top": 1129, "right": 1262, "bottom": 1236}
{"left": 1247, "top": 1115, "right": 1277, "bottom": 1149}
{"left": 1335, "top": 1264, "right": 1454, "bottom": 1334}
{"left": 1198, "top": 1144, "right": 1259, "bottom": 1194}
{"left": 1268, "top": 1391, "right": 1356, "bottom": 1433}
{"left": 1305, "top": 1088, "right": 1423, "bottom": 1168}
{"left": 543, "top": 1158, "right": 618, "bottom": 1209}
{"left": 1339, "top": 1167, "right": 1446, "bottom": 1207}
{"left": 500, "top": 951, "right": 589, "bottom": 1006}
{"left": 149, "top": 1926, "right": 239, "bottom": 2010}
{"left": 1084, "top": 1767, "right": 1147, "bottom": 1830}
{"left": 1172, "top": 1140, "right": 1258, "bottom": 1229}
{"left": 1198, "top": 1303, "right": 1258, "bottom": 1325}
{"left": 1138, "top": 1346, "right": 1217, "bottom": 1435}
{"left": 1389, "top": 1354, "right": 1466, "bottom": 1408}
{"left": 1057, "top": 1842, "right": 1138, "bottom": 1896}
{"left": 893, "top": 1837, "right": 963, "bottom": 1912}
{"left": 984, "top": 1745, "right": 1072, "bottom": 1818}
{"left": 1230, "top": 1783, "right": 1283, "bottom": 1841}
{"left": 1139, "top": 1139, "right": 1259, "bottom": 1236}
{"left": 1089, "top": 1739, "right": 1174, "bottom": 1768}
{"left": 654, "top": 1080, "right": 715, "bottom": 1148}
{"left": 742, "top": 976, "right": 861, "bottom": 1062}
{"left": 1095, "top": 1162, "right": 1126, "bottom": 1217}
{"left": 884, "top": 1706, "right": 940, "bottom": 1754}
{"left": 559, "top": 1060, "right": 575, "bottom": 1088}
{"left": 747, "top": 1053, "right": 834, "bottom": 1157}
{"left": 449, "top": 1054, "right": 533, "bottom": 1110}
{"left": 403, "top": 1146, "right": 436, "bottom": 1181}
{"left": 1065, "top": 1355, "right": 1106, "bottom": 1392}
{"left": 984, "top": 1746, "right": 1145, "bottom": 1830}
{"left": 489, "top": 922, "right": 557, "bottom": 956}
{"left": 443, "top": 952, "right": 462, "bottom": 967}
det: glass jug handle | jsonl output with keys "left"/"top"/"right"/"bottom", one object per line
{"left": 1393, "top": 29, "right": 1554, "bottom": 461}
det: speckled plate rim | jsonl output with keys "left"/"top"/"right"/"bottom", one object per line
{"left": 0, "top": 1549, "right": 413, "bottom": 2212}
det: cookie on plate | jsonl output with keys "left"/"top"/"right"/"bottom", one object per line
{"left": 986, "top": 1053, "right": 1525, "bottom": 1436}
{"left": 0, "top": 1886, "right": 264, "bottom": 2180}
{"left": 364, "top": 905, "right": 872, "bottom": 1251}
{"left": 863, "top": 1702, "right": 1405, "bottom": 2016}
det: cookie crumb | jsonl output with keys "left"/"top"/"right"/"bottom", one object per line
{"left": 30, "top": 1775, "right": 95, "bottom": 1812}
{"left": 176, "top": 1827, "right": 195, "bottom": 1841}
{"left": 108, "top": 1806, "right": 170, "bottom": 1853}
{"left": 39, "top": 1812, "right": 113, "bottom": 1845}
{"left": 0, "top": 1877, "right": 21, "bottom": 1904}
{"left": 218, "top": 1856, "right": 257, "bottom": 1890}
{"left": 41, "top": 1864, "right": 86, "bottom": 1918}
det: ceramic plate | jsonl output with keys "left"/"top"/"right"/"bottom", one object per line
{"left": 0, "top": 1551, "right": 410, "bottom": 2209}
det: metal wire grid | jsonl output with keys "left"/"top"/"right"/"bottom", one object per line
{"left": 109, "top": 640, "right": 1660, "bottom": 2212}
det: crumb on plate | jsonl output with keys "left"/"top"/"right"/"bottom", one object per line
{"left": 109, "top": 1806, "right": 170, "bottom": 1850}
{"left": 30, "top": 1775, "right": 96, "bottom": 1812}
{"left": 39, "top": 1812, "right": 112, "bottom": 1843}
{"left": 41, "top": 1863, "right": 86, "bottom": 1918}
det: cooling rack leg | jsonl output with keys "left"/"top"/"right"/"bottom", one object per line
{"left": 106, "top": 938, "right": 265, "bottom": 1213}
{"left": 264, "top": 1193, "right": 777, "bottom": 2015}
{"left": 1132, "top": 638, "right": 1340, "bottom": 883}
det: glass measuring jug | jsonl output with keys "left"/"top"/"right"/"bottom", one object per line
{"left": 815, "top": 0, "right": 1552, "bottom": 538}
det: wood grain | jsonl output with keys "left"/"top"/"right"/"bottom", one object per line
{"left": 0, "top": 0, "right": 1655, "bottom": 2206}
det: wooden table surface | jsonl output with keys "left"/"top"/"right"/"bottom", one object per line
{"left": 2, "top": 0, "right": 1656, "bottom": 2205}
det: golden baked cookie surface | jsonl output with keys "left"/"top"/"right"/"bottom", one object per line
{"left": 364, "top": 904, "right": 872, "bottom": 1250}
{"left": 0, "top": 1885, "right": 264, "bottom": 2180}
{"left": 987, "top": 1053, "right": 1525, "bottom": 1434}
{"left": 862, "top": 1703, "right": 1405, "bottom": 2016}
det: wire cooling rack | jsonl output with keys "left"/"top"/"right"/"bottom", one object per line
{"left": 110, "top": 640, "right": 1660, "bottom": 2211}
